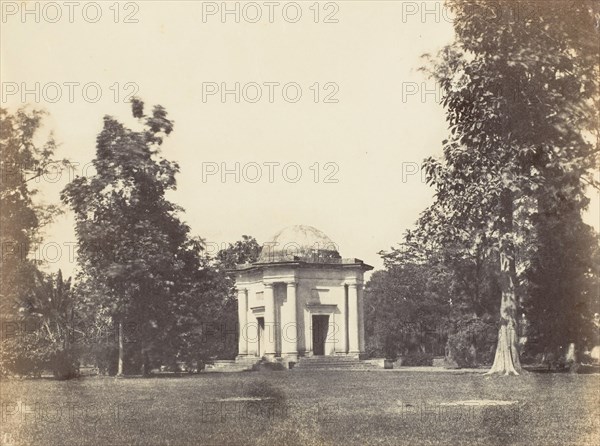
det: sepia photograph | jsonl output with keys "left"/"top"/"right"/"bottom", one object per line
{"left": 1, "top": 1, "right": 599, "bottom": 445}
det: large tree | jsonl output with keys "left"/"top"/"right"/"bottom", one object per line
{"left": 421, "top": 0, "right": 599, "bottom": 375}
{"left": 0, "top": 107, "right": 66, "bottom": 318}
{"left": 1, "top": 108, "right": 78, "bottom": 378}
{"left": 62, "top": 99, "right": 200, "bottom": 375}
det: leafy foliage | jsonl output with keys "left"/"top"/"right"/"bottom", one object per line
{"left": 375, "top": 1, "right": 599, "bottom": 373}
{"left": 522, "top": 210, "right": 600, "bottom": 361}
{"left": 0, "top": 271, "right": 79, "bottom": 378}
{"left": 418, "top": 0, "right": 599, "bottom": 374}
{"left": 202, "top": 236, "right": 262, "bottom": 360}
{"left": 215, "top": 235, "right": 261, "bottom": 270}
{"left": 0, "top": 107, "right": 67, "bottom": 318}
{"left": 61, "top": 99, "right": 212, "bottom": 373}
{"left": 365, "top": 264, "right": 451, "bottom": 359}
{"left": 446, "top": 316, "right": 497, "bottom": 368}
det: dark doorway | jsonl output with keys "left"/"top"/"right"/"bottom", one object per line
{"left": 312, "top": 315, "right": 329, "bottom": 356}
{"left": 257, "top": 317, "right": 265, "bottom": 357}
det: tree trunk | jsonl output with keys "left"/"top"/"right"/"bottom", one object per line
{"left": 141, "top": 351, "right": 150, "bottom": 376}
{"left": 117, "top": 320, "right": 124, "bottom": 376}
{"left": 486, "top": 190, "right": 522, "bottom": 376}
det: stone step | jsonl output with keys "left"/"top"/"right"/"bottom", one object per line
{"left": 298, "top": 358, "right": 361, "bottom": 364}
{"left": 203, "top": 359, "right": 259, "bottom": 372}
{"left": 297, "top": 360, "right": 362, "bottom": 365}
{"left": 294, "top": 356, "right": 380, "bottom": 370}
{"left": 295, "top": 365, "right": 378, "bottom": 370}
{"left": 296, "top": 360, "right": 363, "bottom": 364}
{"left": 203, "top": 365, "right": 253, "bottom": 373}
{"left": 296, "top": 365, "right": 367, "bottom": 368}
{"left": 298, "top": 359, "right": 360, "bottom": 364}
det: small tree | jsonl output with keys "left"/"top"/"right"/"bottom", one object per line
{"left": 203, "top": 236, "right": 261, "bottom": 360}
{"left": 0, "top": 270, "right": 78, "bottom": 378}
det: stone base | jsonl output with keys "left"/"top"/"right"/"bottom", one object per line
{"left": 281, "top": 353, "right": 298, "bottom": 360}
{"left": 204, "top": 358, "right": 258, "bottom": 373}
{"left": 236, "top": 355, "right": 259, "bottom": 363}
{"left": 300, "top": 352, "right": 364, "bottom": 359}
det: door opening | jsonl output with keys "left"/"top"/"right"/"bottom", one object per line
{"left": 312, "top": 315, "right": 329, "bottom": 356}
{"left": 257, "top": 317, "right": 265, "bottom": 357}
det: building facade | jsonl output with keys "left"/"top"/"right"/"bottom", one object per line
{"left": 232, "top": 225, "right": 373, "bottom": 364}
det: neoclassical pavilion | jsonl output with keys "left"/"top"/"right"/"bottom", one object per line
{"left": 232, "top": 225, "right": 373, "bottom": 363}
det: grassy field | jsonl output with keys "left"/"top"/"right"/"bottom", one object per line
{"left": 1, "top": 370, "right": 598, "bottom": 445}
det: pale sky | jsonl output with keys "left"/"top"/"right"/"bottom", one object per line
{"left": 2, "top": 1, "right": 598, "bottom": 278}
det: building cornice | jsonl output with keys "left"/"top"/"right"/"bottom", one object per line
{"left": 228, "top": 258, "right": 373, "bottom": 274}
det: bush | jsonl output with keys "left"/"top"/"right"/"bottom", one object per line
{"left": 383, "top": 335, "right": 400, "bottom": 360}
{"left": 446, "top": 331, "right": 477, "bottom": 368}
{"left": 446, "top": 318, "right": 496, "bottom": 368}
{"left": 50, "top": 350, "right": 79, "bottom": 380}
{"left": 0, "top": 332, "right": 79, "bottom": 378}
{"left": 401, "top": 352, "right": 433, "bottom": 366}
{"left": 252, "top": 361, "right": 286, "bottom": 372}
{"left": 78, "top": 342, "right": 118, "bottom": 375}
{"left": 364, "top": 343, "right": 384, "bottom": 359}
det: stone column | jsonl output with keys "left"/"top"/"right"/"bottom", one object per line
{"left": 236, "top": 288, "right": 248, "bottom": 358}
{"left": 347, "top": 283, "right": 360, "bottom": 355}
{"left": 263, "top": 282, "right": 276, "bottom": 360}
{"left": 358, "top": 283, "right": 365, "bottom": 355}
{"left": 282, "top": 281, "right": 298, "bottom": 360}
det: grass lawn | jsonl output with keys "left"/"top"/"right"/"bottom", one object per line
{"left": 1, "top": 370, "right": 598, "bottom": 445}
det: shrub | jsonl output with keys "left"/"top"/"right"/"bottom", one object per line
{"left": 446, "top": 331, "right": 477, "bottom": 368}
{"left": 364, "top": 343, "right": 384, "bottom": 359}
{"left": 446, "top": 318, "right": 496, "bottom": 368}
{"left": 252, "top": 361, "right": 286, "bottom": 372}
{"left": 383, "top": 335, "right": 399, "bottom": 360}
{"left": 78, "top": 342, "right": 118, "bottom": 375}
{"left": 50, "top": 350, "right": 80, "bottom": 380}
{"left": 0, "top": 332, "right": 79, "bottom": 378}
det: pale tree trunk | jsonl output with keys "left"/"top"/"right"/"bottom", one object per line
{"left": 117, "top": 320, "right": 124, "bottom": 376}
{"left": 486, "top": 190, "right": 522, "bottom": 376}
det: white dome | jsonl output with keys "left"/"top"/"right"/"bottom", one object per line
{"left": 258, "top": 225, "right": 340, "bottom": 263}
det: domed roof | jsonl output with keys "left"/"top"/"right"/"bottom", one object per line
{"left": 257, "top": 225, "right": 341, "bottom": 263}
